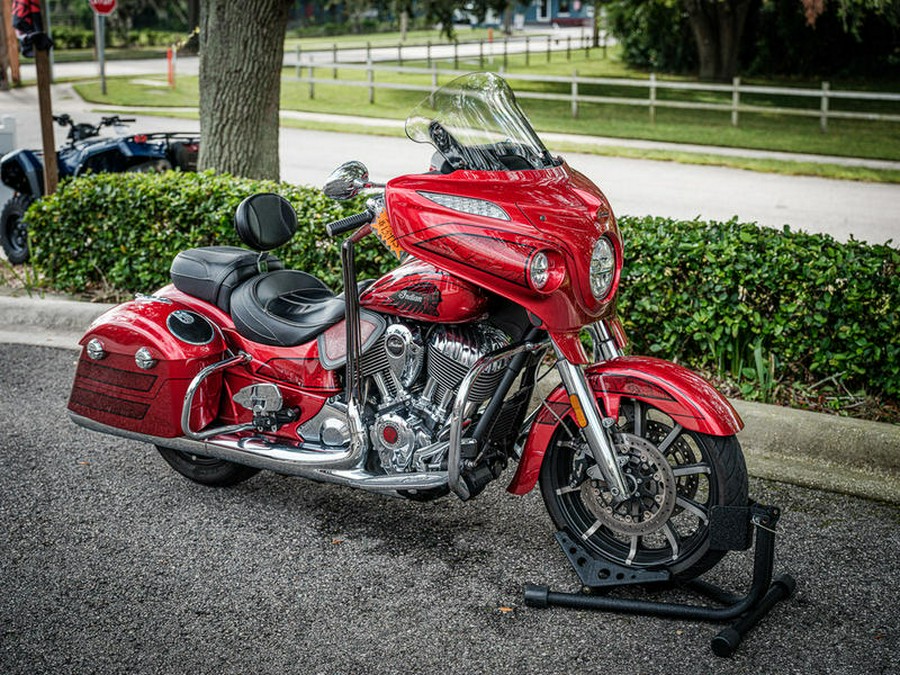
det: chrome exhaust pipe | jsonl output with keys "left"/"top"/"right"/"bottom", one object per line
{"left": 70, "top": 413, "right": 446, "bottom": 495}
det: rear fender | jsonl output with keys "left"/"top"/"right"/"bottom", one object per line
{"left": 507, "top": 356, "right": 743, "bottom": 496}
{"left": 1, "top": 149, "right": 44, "bottom": 195}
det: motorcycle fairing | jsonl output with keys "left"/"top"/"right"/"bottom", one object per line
{"left": 0, "top": 148, "right": 44, "bottom": 195}
{"left": 507, "top": 355, "right": 744, "bottom": 495}
{"left": 384, "top": 162, "right": 622, "bottom": 337}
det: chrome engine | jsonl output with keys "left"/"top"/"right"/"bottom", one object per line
{"left": 295, "top": 320, "right": 510, "bottom": 475}
{"left": 367, "top": 322, "right": 510, "bottom": 473}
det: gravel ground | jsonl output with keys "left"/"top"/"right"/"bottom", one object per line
{"left": 1, "top": 343, "right": 898, "bottom": 674}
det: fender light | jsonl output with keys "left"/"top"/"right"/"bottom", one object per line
{"left": 527, "top": 249, "right": 565, "bottom": 294}
{"left": 135, "top": 347, "right": 157, "bottom": 370}
{"left": 86, "top": 338, "right": 106, "bottom": 360}
{"left": 418, "top": 191, "right": 510, "bottom": 221}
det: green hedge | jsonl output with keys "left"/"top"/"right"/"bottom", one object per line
{"left": 27, "top": 171, "right": 376, "bottom": 293}
{"left": 49, "top": 26, "right": 189, "bottom": 50}
{"left": 617, "top": 217, "right": 899, "bottom": 397}
{"left": 25, "top": 173, "right": 900, "bottom": 398}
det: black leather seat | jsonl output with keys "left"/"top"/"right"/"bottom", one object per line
{"left": 170, "top": 246, "right": 283, "bottom": 313}
{"left": 172, "top": 193, "right": 347, "bottom": 347}
{"left": 230, "top": 270, "right": 345, "bottom": 347}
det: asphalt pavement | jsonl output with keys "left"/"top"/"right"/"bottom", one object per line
{"left": 1, "top": 341, "right": 898, "bottom": 674}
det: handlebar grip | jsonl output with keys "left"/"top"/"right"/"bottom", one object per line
{"left": 325, "top": 210, "right": 373, "bottom": 237}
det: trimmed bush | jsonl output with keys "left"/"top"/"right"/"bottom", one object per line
{"left": 27, "top": 171, "right": 374, "bottom": 294}
{"left": 617, "top": 216, "right": 899, "bottom": 397}
{"left": 25, "top": 173, "right": 900, "bottom": 398}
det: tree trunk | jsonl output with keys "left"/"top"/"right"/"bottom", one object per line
{"left": 198, "top": 0, "right": 291, "bottom": 181}
{"left": 682, "top": 0, "right": 750, "bottom": 81}
{"left": 400, "top": 10, "right": 409, "bottom": 41}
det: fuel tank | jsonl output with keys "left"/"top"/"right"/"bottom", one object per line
{"left": 360, "top": 258, "right": 489, "bottom": 323}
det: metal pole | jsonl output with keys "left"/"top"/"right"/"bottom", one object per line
{"left": 95, "top": 12, "right": 106, "bottom": 96}
{"left": 525, "top": 35, "right": 530, "bottom": 67}
{"left": 332, "top": 42, "right": 337, "bottom": 79}
{"left": 367, "top": 56, "right": 374, "bottom": 104}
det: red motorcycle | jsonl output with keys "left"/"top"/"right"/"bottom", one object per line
{"left": 68, "top": 73, "right": 747, "bottom": 580}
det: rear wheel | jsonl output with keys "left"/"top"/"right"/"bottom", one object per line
{"left": 1, "top": 194, "right": 35, "bottom": 264}
{"left": 156, "top": 445, "right": 261, "bottom": 487}
{"left": 539, "top": 398, "right": 748, "bottom": 580}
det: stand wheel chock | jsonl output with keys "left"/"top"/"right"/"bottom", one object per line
{"left": 524, "top": 502, "right": 796, "bottom": 657}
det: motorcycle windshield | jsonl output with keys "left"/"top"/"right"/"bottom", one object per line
{"left": 405, "top": 72, "right": 556, "bottom": 172}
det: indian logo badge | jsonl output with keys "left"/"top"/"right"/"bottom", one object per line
{"left": 389, "top": 281, "right": 441, "bottom": 317}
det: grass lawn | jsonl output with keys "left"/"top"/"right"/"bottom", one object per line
{"left": 73, "top": 42, "right": 900, "bottom": 177}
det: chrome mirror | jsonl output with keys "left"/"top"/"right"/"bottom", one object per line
{"left": 323, "top": 161, "right": 370, "bottom": 201}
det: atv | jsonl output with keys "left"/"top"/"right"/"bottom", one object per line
{"left": 0, "top": 114, "right": 199, "bottom": 264}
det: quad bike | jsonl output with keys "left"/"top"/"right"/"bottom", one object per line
{"left": 68, "top": 73, "right": 747, "bottom": 581}
{"left": 0, "top": 114, "right": 199, "bottom": 263}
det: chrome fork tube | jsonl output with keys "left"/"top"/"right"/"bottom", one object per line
{"left": 555, "top": 352, "right": 630, "bottom": 504}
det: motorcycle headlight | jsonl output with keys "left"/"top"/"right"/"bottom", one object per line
{"left": 590, "top": 237, "right": 616, "bottom": 301}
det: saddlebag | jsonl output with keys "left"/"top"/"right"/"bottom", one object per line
{"left": 170, "top": 246, "right": 283, "bottom": 313}
{"left": 67, "top": 298, "right": 227, "bottom": 438}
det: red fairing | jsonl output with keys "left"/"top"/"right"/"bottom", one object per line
{"left": 360, "top": 258, "right": 489, "bottom": 323}
{"left": 507, "top": 356, "right": 744, "bottom": 496}
{"left": 384, "top": 162, "right": 622, "bottom": 343}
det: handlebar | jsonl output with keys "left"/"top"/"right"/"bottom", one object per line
{"left": 101, "top": 116, "right": 135, "bottom": 126}
{"left": 325, "top": 209, "right": 374, "bottom": 237}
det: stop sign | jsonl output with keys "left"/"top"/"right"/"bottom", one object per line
{"left": 89, "top": 0, "right": 116, "bottom": 16}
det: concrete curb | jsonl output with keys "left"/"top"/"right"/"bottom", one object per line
{"left": 1, "top": 293, "right": 897, "bottom": 503}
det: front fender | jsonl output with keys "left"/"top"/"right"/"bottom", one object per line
{"left": 507, "top": 356, "right": 743, "bottom": 496}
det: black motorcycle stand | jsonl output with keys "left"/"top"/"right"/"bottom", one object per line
{"left": 524, "top": 503, "right": 796, "bottom": 657}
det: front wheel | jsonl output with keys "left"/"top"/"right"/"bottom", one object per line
{"left": 1, "top": 194, "right": 35, "bottom": 264}
{"left": 156, "top": 445, "right": 261, "bottom": 487}
{"left": 539, "top": 398, "right": 748, "bottom": 580}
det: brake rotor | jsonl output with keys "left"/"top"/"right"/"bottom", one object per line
{"left": 581, "top": 433, "right": 678, "bottom": 536}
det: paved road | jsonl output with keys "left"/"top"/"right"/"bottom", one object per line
{"left": 2, "top": 83, "right": 897, "bottom": 245}
{"left": 1, "top": 342, "right": 898, "bottom": 674}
